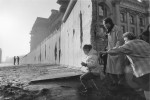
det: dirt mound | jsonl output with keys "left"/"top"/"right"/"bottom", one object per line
{"left": 0, "top": 83, "right": 49, "bottom": 100}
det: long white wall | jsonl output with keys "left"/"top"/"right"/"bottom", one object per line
{"left": 20, "top": 0, "right": 93, "bottom": 69}
{"left": 60, "top": 0, "right": 92, "bottom": 68}
{"left": 20, "top": 30, "right": 60, "bottom": 65}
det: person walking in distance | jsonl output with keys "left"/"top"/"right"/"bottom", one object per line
{"left": 14, "top": 56, "right": 16, "bottom": 65}
{"left": 17, "top": 56, "right": 20, "bottom": 65}
{"left": 102, "top": 17, "right": 126, "bottom": 87}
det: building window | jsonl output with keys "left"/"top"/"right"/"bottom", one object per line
{"left": 139, "top": 17, "right": 144, "bottom": 26}
{"left": 99, "top": 6, "right": 104, "bottom": 16}
{"left": 121, "top": 25, "right": 125, "bottom": 33}
{"left": 98, "top": 5, "right": 107, "bottom": 18}
{"left": 130, "top": 27, "right": 135, "bottom": 34}
{"left": 120, "top": 13, "right": 126, "bottom": 22}
{"left": 140, "top": 29, "right": 144, "bottom": 33}
{"left": 129, "top": 15, "right": 134, "bottom": 24}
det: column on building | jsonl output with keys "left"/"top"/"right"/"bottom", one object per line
{"left": 136, "top": 14, "right": 139, "bottom": 35}
{"left": 120, "top": 7, "right": 128, "bottom": 33}
{"left": 113, "top": 0, "right": 121, "bottom": 26}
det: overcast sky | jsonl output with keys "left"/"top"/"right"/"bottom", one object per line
{"left": 0, "top": 0, "right": 60, "bottom": 61}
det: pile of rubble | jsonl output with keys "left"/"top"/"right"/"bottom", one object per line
{"left": 0, "top": 82, "right": 38, "bottom": 100}
{"left": 0, "top": 81, "right": 51, "bottom": 100}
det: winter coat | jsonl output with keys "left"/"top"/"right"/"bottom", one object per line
{"left": 107, "top": 39, "right": 150, "bottom": 77}
{"left": 106, "top": 25, "right": 126, "bottom": 74}
{"left": 85, "top": 49, "right": 103, "bottom": 75}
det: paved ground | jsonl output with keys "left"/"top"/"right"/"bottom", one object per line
{"left": 0, "top": 64, "right": 83, "bottom": 85}
{"left": 0, "top": 63, "right": 146, "bottom": 100}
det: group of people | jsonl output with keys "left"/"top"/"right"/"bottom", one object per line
{"left": 14, "top": 56, "right": 20, "bottom": 65}
{"left": 80, "top": 17, "right": 150, "bottom": 100}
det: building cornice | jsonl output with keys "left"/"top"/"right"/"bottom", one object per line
{"left": 120, "top": 0, "right": 148, "bottom": 14}
{"left": 120, "top": 7, "right": 147, "bottom": 17}
{"left": 62, "top": 0, "right": 77, "bottom": 22}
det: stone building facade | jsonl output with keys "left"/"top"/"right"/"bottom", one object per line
{"left": 91, "top": 0, "right": 150, "bottom": 52}
{"left": 30, "top": 9, "right": 66, "bottom": 51}
{"left": 29, "top": 0, "right": 70, "bottom": 52}
{"left": 30, "top": 17, "right": 49, "bottom": 51}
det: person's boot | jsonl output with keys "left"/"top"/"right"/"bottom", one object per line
{"left": 80, "top": 88, "right": 92, "bottom": 95}
{"left": 108, "top": 82, "right": 119, "bottom": 91}
{"left": 144, "top": 91, "right": 150, "bottom": 100}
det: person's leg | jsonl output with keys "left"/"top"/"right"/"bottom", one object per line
{"left": 110, "top": 74, "right": 118, "bottom": 85}
{"left": 80, "top": 72, "right": 95, "bottom": 91}
{"left": 14, "top": 59, "right": 16, "bottom": 65}
{"left": 132, "top": 74, "right": 150, "bottom": 91}
{"left": 118, "top": 74, "right": 125, "bottom": 85}
{"left": 103, "top": 54, "right": 107, "bottom": 74}
{"left": 132, "top": 74, "right": 150, "bottom": 100}
{"left": 144, "top": 91, "right": 150, "bottom": 100}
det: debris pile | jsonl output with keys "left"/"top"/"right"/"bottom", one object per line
{"left": 0, "top": 82, "right": 39, "bottom": 100}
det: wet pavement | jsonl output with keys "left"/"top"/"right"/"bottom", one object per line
{"left": 0, "top": 63, "right": 146, "bottom": 100}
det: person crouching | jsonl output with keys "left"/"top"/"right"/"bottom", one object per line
{"left": 80, "top": 44, "right": 104, "bottom": 94}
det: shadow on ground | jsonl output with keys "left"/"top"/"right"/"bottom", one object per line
{"left": 0, "top": 75, "right": 145, "bottom": 100}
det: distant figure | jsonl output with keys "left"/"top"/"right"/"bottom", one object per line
{"left": 14, "top": 56, "right": 16, "bottom": 65}
{"left": 17, "top": 56, "right": 20, "bottom": 65}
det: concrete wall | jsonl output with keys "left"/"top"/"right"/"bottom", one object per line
{"left": 20, "top": 30, "right": 60, "bottom": 65}
{"left": 60, "top": 0, "right": 92, "bottom": 68}
{"left": 20, "top": 0, "right": 93, "bottom": 71}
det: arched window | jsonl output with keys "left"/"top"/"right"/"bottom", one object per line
{"left": 99, "top": 6, "right": 104, "bottom": 16}
{"left": 139, "top": 17, "right": 144, "bottom": 26}
{"left": 98, "top": 3, "right": 111, "bottom": 18}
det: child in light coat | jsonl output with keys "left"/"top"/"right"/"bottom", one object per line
{"left": 80, "top": 44, "right": 104, "bottom": 93}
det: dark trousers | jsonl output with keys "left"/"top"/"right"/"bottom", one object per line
{"left": 132, "top": 73, "right": 150, "bottom": 91}
{"left": 107, "top": 73, "right": 125, "bottom": 85}
{"left": 99, "top": 54, "right": 107, "bottom": 74}
{"left": 80, "top": 72, "right": 98, "bottom": 89}
{"left": 102, "top": 54, "right": 107, "bottom": 74}
{"left": 14, "top": 60, "right": 16, "bottom": 65}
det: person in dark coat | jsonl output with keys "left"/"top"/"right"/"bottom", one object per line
{"left": 17, "top": 56, "right": 20, "bottom": 65}
{"left": 139, "top": 24, "right": 150, "bottom": 43}
{"left": 14, "top": 56, "right": 16, "bottom": 65}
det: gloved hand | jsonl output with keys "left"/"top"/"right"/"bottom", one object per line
{"left": 99, "top": 51, "right": 107, "bottom": 54}
{"left": 81, "top": 62, "right": 87, "bottom": 67}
